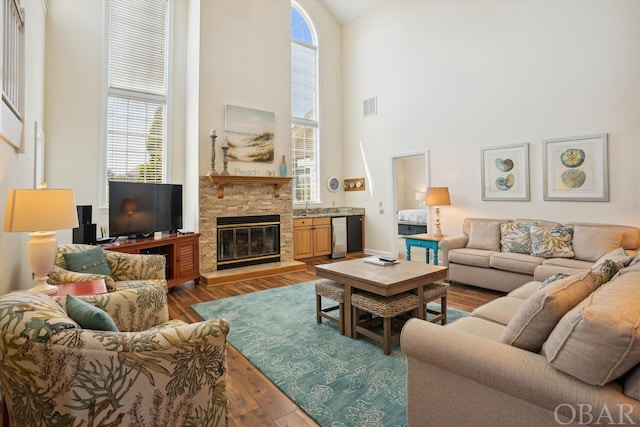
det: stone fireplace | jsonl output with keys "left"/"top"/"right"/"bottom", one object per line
{"left": 198, "top": 176, "right": 294, "bottom": 279}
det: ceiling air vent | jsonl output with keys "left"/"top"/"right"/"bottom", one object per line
{"left": 363, "top": 96, "right": 377, "bottom": 118}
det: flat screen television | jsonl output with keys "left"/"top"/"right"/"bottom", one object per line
{"left": 109, "top": 181, "right": 183, "bottom": 238}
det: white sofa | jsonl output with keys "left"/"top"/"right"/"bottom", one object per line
{"left": 402, "top": 256, "right": 640, "bottom": 426}
{"left": 438, "top": 218, "right": 640, "bottom": 292}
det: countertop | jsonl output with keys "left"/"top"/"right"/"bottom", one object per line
{"left": 293, "top": 207, "right": 364, "bottom": 219}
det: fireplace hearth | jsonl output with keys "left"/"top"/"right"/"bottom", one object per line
{"left": 216, "top": 215, "right": 280, "bottom": 270}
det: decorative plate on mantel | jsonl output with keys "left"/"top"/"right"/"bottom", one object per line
{"left": 327, "top": 177, "right": 340, "bottom": 192}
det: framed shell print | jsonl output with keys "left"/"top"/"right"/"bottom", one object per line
{"left": 481, "top": 143, "right": 530, "bottom": 201}
{"left": 543, "top": 134, "right": 608, "bottom": 201}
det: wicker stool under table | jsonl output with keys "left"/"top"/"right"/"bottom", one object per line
{"left": 315, "top": 279, "right": 345, "bottom": 335}
{"left": 423, "top": 282, "right": 449, "bottom": 325}
{"left": 351, "top": 291, "right": 419, "bottom": 355}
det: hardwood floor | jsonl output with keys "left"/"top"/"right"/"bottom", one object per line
{"left": 166, "top": 256, "right": 503, "bottom": 427}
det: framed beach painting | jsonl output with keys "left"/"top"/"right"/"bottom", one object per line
{"left": 481, "top": 143, "right": 530, "bottom": 201}
{"left": 224, "top": 104, "right": 275, "bottom": 162}
{"left": 543, "top": 134, "right": 608, "bottom": 202}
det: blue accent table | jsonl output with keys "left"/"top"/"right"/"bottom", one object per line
{"left": 403, "top": 233, "right": 447, "bottom": 265}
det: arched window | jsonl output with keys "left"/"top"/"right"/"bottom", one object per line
{"left": 291, "top": 2, "right": 319, "bottom": 203}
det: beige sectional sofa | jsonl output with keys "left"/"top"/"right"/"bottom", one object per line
{"left": 438, "top": 218, "right": 640, "bottom": 292}
{"left": 402, "top": 257, "right": 640, "bottom": 426}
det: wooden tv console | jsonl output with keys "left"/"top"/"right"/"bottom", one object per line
{"left": 100, "top": 233, "right": 201, "bottom": 288}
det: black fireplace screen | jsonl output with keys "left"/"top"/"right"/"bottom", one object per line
{"left": 217, "top": 215, "right": 280, "bottom": 270}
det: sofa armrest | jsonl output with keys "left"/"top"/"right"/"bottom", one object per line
{"left": 104, "top": 251, "right": 166, "bottom": 281}
{"left": 54, "top": 283, "right": 169, "bottom": 331}
{"left": 74, "top": 318, "right": 230, "bottom": 351}
{"left": 0, "top": 318, "right": 229, "bottom": 426}
{"left": 48, "top": 265, "right": 117, "bottom": 290}
{"left": 401, "top": 319, "right": 640, "bottom": 421}
{"left": 437, "top": 235, "right": 469, "bottom": 267}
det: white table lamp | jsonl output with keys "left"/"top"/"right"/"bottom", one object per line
{"left": 426, "top": 187, "right": 451, "bottom": 237}
{"left": 4, "top": 185, "right": 79, "bottom": 294}
{"left": 414, "top": 191, "right": 426, "bottom": 208}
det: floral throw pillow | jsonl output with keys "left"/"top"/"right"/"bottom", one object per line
{"left": 590, "top": 258, "right": 625, "bottom": 287}
{"left": 530, "top": 225, "right": 575, "bottom": 258}
{"left": 500, "top": 222, "right": 535, "bottom": 254}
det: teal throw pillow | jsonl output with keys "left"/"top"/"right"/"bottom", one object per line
{"left": 66, "top": 295, "right": 119, "bottom": 332}
{"left": 63, "top": 247, "right": 113, "bottom": 278}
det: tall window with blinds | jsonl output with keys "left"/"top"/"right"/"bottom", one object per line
{"left": 291, "top": 3, "right": 319, "bottom": 203}
{"left": 106, "top": 0, "right": 168, "bottom": 201}
{"left": 1, "top": 0, "right": 25, "bottom": 152}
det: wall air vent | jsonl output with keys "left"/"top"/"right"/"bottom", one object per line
{"left": 363, "top": 96, "right": 377, "bottom": 118}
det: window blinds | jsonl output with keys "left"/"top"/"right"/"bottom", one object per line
{"left": 291, "top": 36, "right": 318, "bottom": 203}
{"left": 106, "top": 0, "right": 167, "bottom": 189}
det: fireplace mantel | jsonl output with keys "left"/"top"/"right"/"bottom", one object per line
{"left": 207, "top": 175, "right": 292, "bottom": 198}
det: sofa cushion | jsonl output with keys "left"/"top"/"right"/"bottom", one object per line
{"left": 63, "top": 246, "right": 113, "bottom": 278}
{"left": 567, "top": 222, "right": 640, "bottom": 250}
{"left": 471, "top": 296, "right": 525, "bottom": 326}
{"left": 530, "top": 225, "right": 575, "bottom": 258}
{"left": 572, "top": 224, "right": 625, "bottom": 262}
{"left": 499, "top": 271, "right": 596, "bottom": 352}
{"left": 444, "top": 316, "right": 506, "bottom": 341}
{"left": 467, "top": 220, "right": 501, "bottom": 250}
{"left": 489, "top": 252, "right": 544, "bottom": 275}
{"left": 594, "top": 247, "right": 633, "bottom": 267}
{"left": 448, "top": 248, "right": 494, "bottom": 268}
{"left": 540, "top": 257, "right": 592, "bottom": 270}
{"left": 544, "top": 272, "right": 640, "bottom": 386}
{"left": 500, "top": 222, "right": 534, "bottom": 254}
{"left": 507, "top": 281, "right": 542, "bottom": 300}
{"left": 624, "top": 364, "right": 640, "bottom": 400}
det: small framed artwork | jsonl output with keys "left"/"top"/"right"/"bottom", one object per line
{"left": 481, "top": 143, "right": 530, "bottom": 201}
{"left": 543, "top": 134, "right": 608, "bottom": 202}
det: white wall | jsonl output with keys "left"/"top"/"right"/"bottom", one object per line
{"left": 196, "top": 0, "right": 344, "bottom": 209}
{"left": 343, "top": 0, "right": 640, "bottom": 255}
{"left": 0, "top": 0, "right": 48, "bottom": 293}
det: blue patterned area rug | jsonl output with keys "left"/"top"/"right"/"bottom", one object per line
{"left": 191, "top": 280, "right": 468, "bottom": 427}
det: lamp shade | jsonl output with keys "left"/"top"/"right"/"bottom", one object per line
{"left": 414, "top": 191, "right": 426, "bottom": 201}
{"left": 426, "top": 187, "right": 451, "bottom": 206}
{"left": 4, "top": 188, "right": 79, "bottom": 232}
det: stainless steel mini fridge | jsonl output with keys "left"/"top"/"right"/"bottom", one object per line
{"left": 331, "top": 216, "right": 347, "bottom": 258}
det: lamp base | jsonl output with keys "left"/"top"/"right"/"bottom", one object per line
{"left": 30, "top": 278, "right": 58, "bottom": 294}
{"left": 432, "top": 206, "right": 444, "bottom": 237}
{"left": 27, "top": 231, "right": 58, "bottom": 295}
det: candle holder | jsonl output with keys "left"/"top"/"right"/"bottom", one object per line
{"left": 221, "top": 144, "right": 230, "bottom": 175}
{"left": 208, "top": 134, "right": 219, "bottom": 176}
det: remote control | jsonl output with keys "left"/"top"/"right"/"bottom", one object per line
{"left": 378, "top": 257, "right": 396, "bottom": 263}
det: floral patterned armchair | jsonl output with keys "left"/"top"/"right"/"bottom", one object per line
{"left": 49, "top": 244, "right": 167, "bottom": 292}
{"left": 0, "top": 285, "right": 230, "bottom": 426}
